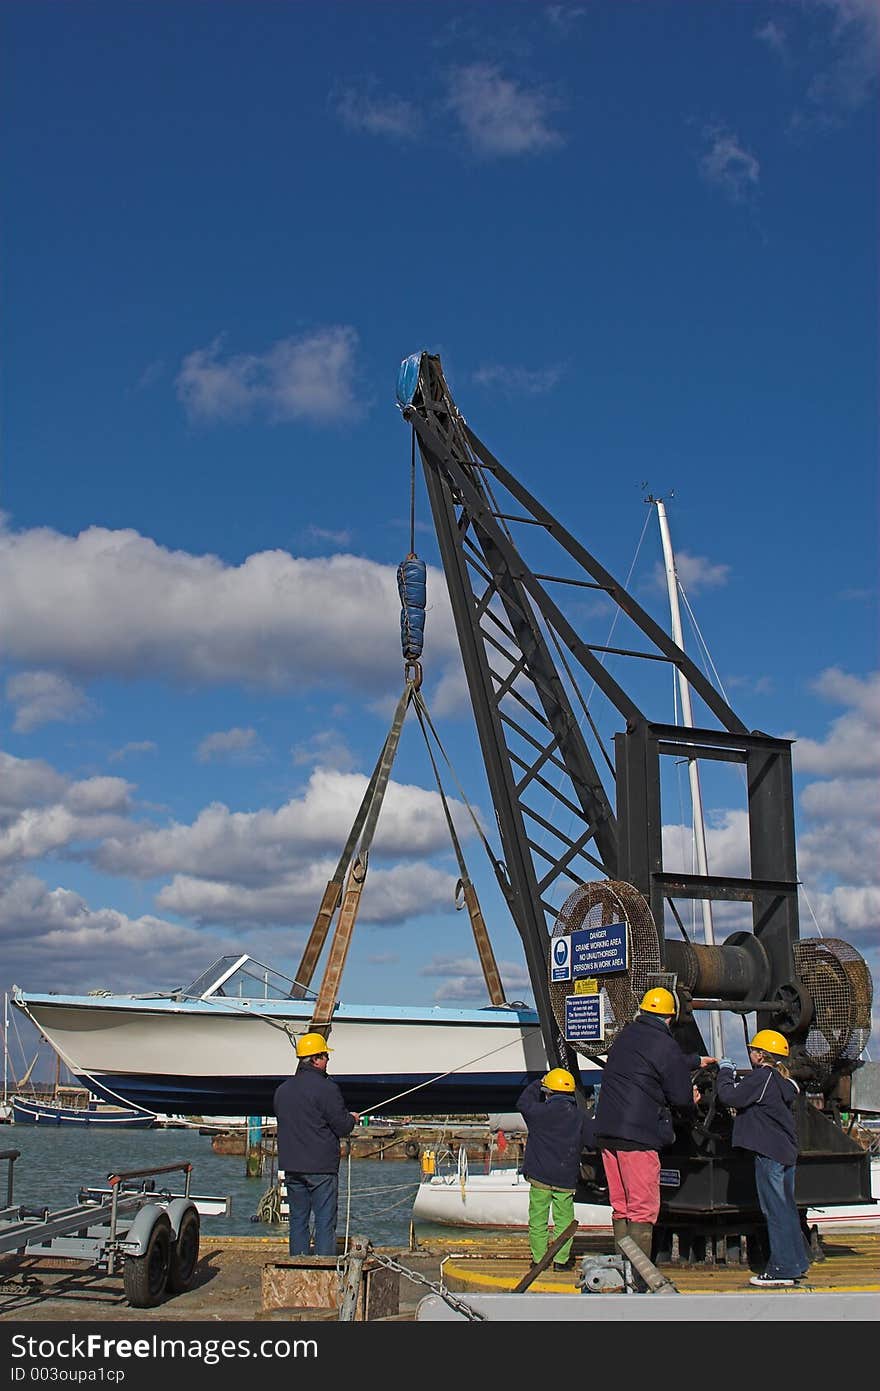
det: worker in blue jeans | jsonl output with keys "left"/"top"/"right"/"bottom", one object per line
{"left": 273, "top": 1032, "right": 359, "bottom": 1256}
{"left": 715, "top": 1029, "right": 810, "bottom": 1287}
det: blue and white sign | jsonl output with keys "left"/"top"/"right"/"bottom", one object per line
{"left": 571, "top": 921, "right": 628, "bottom": 977}
{"left": 550, "top": 935, "right": 572, "bottom": 982}
{"left": 564, "top": 993, "right": 605, "bottom": 1043}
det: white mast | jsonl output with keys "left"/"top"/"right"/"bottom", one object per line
{"left": 2, "top": 993, "right": 7, "bottom": 1103}
{"left": 652, "top": 497, "right": 725, "bottom": 1059}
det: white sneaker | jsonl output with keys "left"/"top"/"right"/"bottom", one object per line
{"left": 749, "top": 1273, "right": 795, "bottom": 1287}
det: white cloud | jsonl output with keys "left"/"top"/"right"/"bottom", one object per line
{"left": 423, "top": 955, "right": 531, "bottom": 1004}
{"left": 0, "top": 760, "right": 134, "bottom": 867}
{"left": 445, "top": 63, "right": 564, "bottom": 157}
{"left": 545, "top": 5, "right": 588, "bottom": 37}
{"left": 755, "top": 20, "right": 788, "bottom": 58}
{"left": 6, "top": 671, "right": 95, "bottom": 733}
{"left": 472, "top": 362, "right": 565, "bottom": 396}
{"left": 95, "top": 768, "right": 476, "bottom": 883}
{"left": 662, "top": 809, "right": 751, "bottom": 879}
{"left": 196, "top": 727, "right": 263, "bottom": 763}
{"left": 109, "top": 741, "right": 157, "bottom": 763}
{"left": 0, "top": 524, "right": 460, "bottom": 696}
{"left": 804, "top": 0, "right": 879, "bottom": 117}
{"left": 0, "top": 752, "right": 68, "bottom": 814}
{"left": 699, "top": 127, "right": 760, "bottom": 203}
{"left": 291, "top": 729, "right": 357, "bottom": 772}
{"left": 305, "top": 524, "right": 352, "bottom": 547}
{"left": 333, "top": 80, "right": 420, "bottom": 140}
{"left": 653, "top": 549, "right": 731, "bottom": 596}
{"left": 157, "top": 860, "right": 457, "bottom": 928}
{"left": 176, "top": 327, "right": 364, "bottom": 425}
{"left": 0, "top": 873, "right": 225, "bottom": 996}
{"left": 792, "top": 669, "right": 880, "bottom": 775}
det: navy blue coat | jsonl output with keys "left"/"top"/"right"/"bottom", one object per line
{"left": 592, "top": 1014, "right": 696, "bottom": 1151}
{"left": 715, "top": 1064, "right": 799, "bottom": 1165}
{"left": 273, "top": 1064, "right": 357, "bottom": 1174}
{"left": 517, "top": 1079, "right": 595, "bottom": 1190}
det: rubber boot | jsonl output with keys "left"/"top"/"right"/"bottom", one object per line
{"left": 627, "top": 1222, "right": 655, "bottom": 1293}
{"left": 628, "top": 1222, "right": 655, "bottom": 1262}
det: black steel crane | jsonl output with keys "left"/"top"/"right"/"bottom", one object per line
{"left": 396, "top": 349, "right": 872, "bottom": 1249}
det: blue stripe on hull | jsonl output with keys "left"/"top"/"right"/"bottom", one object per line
{"left": 83, "top": 1071, "right": 546, "bottom": 1117}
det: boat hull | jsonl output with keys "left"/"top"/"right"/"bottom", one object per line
{"left": 412, "top": 1161, "right": 880, "bottom": 1234}
{"left": 12, "top": 991, "right": 568, "bottom": 1117}
{"left": 10, "top": 1097, "right": 156, "bottom": 1127}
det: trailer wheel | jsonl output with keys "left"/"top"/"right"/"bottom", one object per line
{"left": 167, "top": 1207, "right": 200, "bottom": 1293}
{"left": 123, "top": 1213, "right": 172, "bottom": 1308}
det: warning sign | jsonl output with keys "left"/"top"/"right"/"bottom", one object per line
{"left": 564, "top": 993, "right": 605, "bottom": 1043}
{"left": 573, "top": 977, "right": 599, "bottom": 995}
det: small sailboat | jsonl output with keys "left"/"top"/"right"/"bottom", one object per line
{"left": 7, "top": 1041, "right": 157, "bottom": 1128}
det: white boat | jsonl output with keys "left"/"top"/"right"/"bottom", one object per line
{"left": 412, "top": 1154, "right": 880, "bottom": 1235}
{"left": 11, "top": 953, "right": 576, "bottom": 1118}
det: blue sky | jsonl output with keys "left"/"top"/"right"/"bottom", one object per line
{"left": 0, "top": 1, "right": 876, "bottom": 1079}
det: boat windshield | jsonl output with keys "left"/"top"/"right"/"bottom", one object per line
{"left": 180, "top": 955, "right": 308, "bottom": 1001}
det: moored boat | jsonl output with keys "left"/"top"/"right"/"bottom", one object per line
{"left": 412, "top": 1155, "right": 880, "bottom": 1235}
{"left": 10, "top": 1092, "right": 157, "bottom": 1127}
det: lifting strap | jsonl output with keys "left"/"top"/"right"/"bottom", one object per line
{"left": 308, "top": 680, "right": 416, "bottom": 1033}
{"left": 290, "top": 721, "right": 404, "bottom": 999}
{"left": 413, "top": 692, "right": 506, "bottom": 1006}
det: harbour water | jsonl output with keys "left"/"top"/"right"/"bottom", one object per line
{"left": 0, "top": 1123, "right": 424, "bottom": 1248}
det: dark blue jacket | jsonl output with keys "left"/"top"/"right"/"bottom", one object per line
{"left": 517, "top": 1079, "right": 595, "bottom": 1190}
{"left": 592, "top": 1014, "right": 695, "bottom": 1151}
{"left": 273, "top": 1064, "right": 356, "bottom": 1174}
{"left": 715, "top": 1064, "right": 799, "bottom": 1165}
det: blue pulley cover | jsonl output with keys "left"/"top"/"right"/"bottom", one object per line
{"left": 396, "top": 352, "right": 425, "bottom": 410}
{"left": 397, "top": 555, "right": 427, "bottom": 660}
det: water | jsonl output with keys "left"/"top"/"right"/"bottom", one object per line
{"left": 0, "top": 1124, "right": 423, "bottom": 1248}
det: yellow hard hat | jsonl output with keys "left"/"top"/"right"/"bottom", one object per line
{"left": 542, "top": 1068, "right": 576, "bottom": 1093}
{"left": 296, "top": 1031, "right": 332, "bottom": 1058}
{"left": 639, "top": 987, "right": 677, "bottom": 1016}
{"left": 750, "top": 1029, "right": 789, "bottom": 1057}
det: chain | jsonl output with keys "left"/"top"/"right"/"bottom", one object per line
{"left": 0, "top": 1273, "right": 43, "bottom": 1296}
{"left": 366, "top": 1248, "right": 487, "bottom": 1321}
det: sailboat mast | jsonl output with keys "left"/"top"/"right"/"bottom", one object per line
{"left": 2, "top": 993, "right": 7, "bottom": 1103}
{"left": 653, "top": 498, "right": 725, "bottom": 1059}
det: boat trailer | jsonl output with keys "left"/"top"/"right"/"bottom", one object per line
{"left": 0, "top": 1148, "right": 230, "bottom": 1308}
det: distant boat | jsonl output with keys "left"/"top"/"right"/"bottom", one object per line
{"left": 10, "top": 954, "right": 577, "bottom": 1117}
{"left": 10, "top": 1090, "right": 157, "bottom": 1128}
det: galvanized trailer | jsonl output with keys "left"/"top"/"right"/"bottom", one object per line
{"left": 0, "top": 1148, "right": 230, "bottom": 1308}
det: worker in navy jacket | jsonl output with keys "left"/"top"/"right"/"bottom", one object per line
{"left": 517, "top": 1068, "right": 595, "bottom": 1272}
{"left": 715, "top": 1029, "right": 809, "bottom": 1287}
{"left": 273, "top": 1032, "right": 359, "bottom": 1256}
{"left": 592, "top": 987, "right": 714, "bottom": 1270}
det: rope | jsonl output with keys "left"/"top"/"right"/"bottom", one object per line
{"left": 254, "top": 1183, "right": 283, "bottom": 1224}
{"left": 355, "top": 1028, "right": 540, "bottom": 1114}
